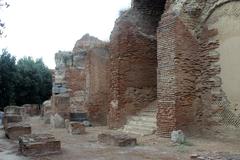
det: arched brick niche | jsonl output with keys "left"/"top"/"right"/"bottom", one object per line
{"left": 108, "top": 0, "right": 166, "bottom": 128}
{"left": 157, "top": 0, "right": 240, "bottom": 137}
{"left": 206, "top": 1, "right": 240, "bottom": 116}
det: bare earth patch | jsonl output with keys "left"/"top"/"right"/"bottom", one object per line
{"left": 0, "top": 117, "right": 240, "bottom": 160}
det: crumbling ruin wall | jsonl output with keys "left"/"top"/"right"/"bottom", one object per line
{"left": 85, "top": 47, "right": 110, "bottom": 125}
{"left": 157, "top": 0, "right": 240, "bottom": 137}
{"left": 52, "top": 34, "right": 110, "bottom": 126}
{"left": 108, "top": 0, "right": 166, "bottom": 128}
{"left": 52, "top": 50, "right": 86, "bottom": 127}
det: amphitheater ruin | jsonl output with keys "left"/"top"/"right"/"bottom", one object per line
{"left": 1, "top": 0, "right": 240, "bottom": 159}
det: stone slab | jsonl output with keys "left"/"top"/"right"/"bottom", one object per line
{"left": 18, "top": 134, "right": 61, "bottom": 156}
{"left": 5, "top": 122, "right": 31, "bottom": 140}
{"left": 68, "top": 122, "right": 85, "bottom": 135}
{"left": 4, "top": 106, "right": 26, "bottom": 115}
{"left": 98, "top": 133, "right": 137, "bottom": 147}
{"left": 3, "top": 114, "right": 23, "bottom": 129}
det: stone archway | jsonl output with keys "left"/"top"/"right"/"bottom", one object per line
{"left": 206, "top": 1, "right": 240, "bottom": 115}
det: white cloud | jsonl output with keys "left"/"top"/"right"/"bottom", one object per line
{"left": 0, "top": 0, "right": 131, "bottom": 68}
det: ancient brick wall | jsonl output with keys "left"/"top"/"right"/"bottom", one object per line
{"left": 109, "top": 25, "right": 157, "bottom": 128}
{"left": 65, "top": 68, "right": 86, "bottom": 113}
{"left": 157, "top": 0, "right": 240, "bottom": 137}
{"left": 157, "top": 12, "right": 202, "bottom": 137}
{"left": 108, "top": 0, "right": 167, "bottom": 128}
{"left": 52, "top": 35, "right": 110, "bottom": 125}
{"left": 85, "top": 47, "right": 110, "bottom": 125}
{"left": 65, "top": 68, "right": 85, "bottom": 96}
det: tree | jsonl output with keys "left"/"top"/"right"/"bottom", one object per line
{"left": 15, "top": 57, "right": 52, "bottom": 106}
{"left": 0, "top": 0, "right": 9, "bottom": 37}
{"left": 0, "top": 49, "right": 16, "bottom": 110}
{"left": 0, "top": 50, "right": 52, "bottom": 110}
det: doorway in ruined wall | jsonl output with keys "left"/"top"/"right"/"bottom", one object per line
{"left": 108, "top": 0, "right": 167, "bottom": 128}
{"left": 206, "top": 1, "right": 240, "bottom": 126}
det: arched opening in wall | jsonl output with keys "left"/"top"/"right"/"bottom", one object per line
{"left": 206, "top": 1, "right": 240, "bottom": 122}
{"left": 109, "top": 0, "right": 166, "bottom": 128}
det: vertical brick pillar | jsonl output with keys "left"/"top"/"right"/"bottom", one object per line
{"left": 157, "top": 12, "right": 178, "bottom": 137}
{"left": 157, "top": 12, "right": 199, "bottom": 137}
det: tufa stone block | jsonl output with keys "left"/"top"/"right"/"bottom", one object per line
{"left": 68, "top": 122, "right": 85, "bottom": 135}
{"left": 5, "top": 122, "right": 31, "bottom": 140}
{"left": 18, "top": 134, "right": 61, "bottom": 156}
{"left": 171, "top": 130, "right": 185, "bottom": 144}
{"left": 3, "top": 114, "right": 23, "bottom": 129}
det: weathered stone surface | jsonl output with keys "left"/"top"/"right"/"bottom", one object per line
{"left": 157, "top": 0, "right": 240, "bottom": 137}
{"left": 42, "top": 100, "right": 52, "bottom": 124}
{"left": 4, "top": 106, "right": 26, "bottom": 116}
{"left": 22, "top": 104, "right": 40, "bottom": 116}
{"left": 67, "top": 122, "right": 85, "bottom": 135}
{"left": 65, "top": 119, "right": 70, "bottom": 129}
{"left": 51, "top": 95, "right": 70, "bottom": 128}
{"left": 73, "top": 34, "right": 106, "bottom": 53}
{"left": 53, "top": 34, "right": 109, "bottom": 126}
{"left": 5, "top": 122, "right": 31, "bottom": 140}
{"left": 0, "top": 111, "right": 3, "bottom": 126}
{"left": 98, "top": 133, "right": 137, "bottom": 147}
{"left": 85, "top": 46, "right": 110, "bottom": 125}
{"left": 19, "top": 134, "right": 61, "bottom": 156}
{"left": 3, "top": 114, "right": 23, "bottom": 129}
{"left": 171, "top": 130, "right": 185, "bottom": 144}
{"left": 190, "top": 152, "right": 240, "bottom": 160}
{"left": 108, "top": 0, "right": 163, "bottom": 128}
{"left": 50, "top": 113, "right": 66, "bottom": 128}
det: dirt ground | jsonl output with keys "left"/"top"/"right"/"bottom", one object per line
{"left": 0, "top": 117, "right": 240, "bottom": 160}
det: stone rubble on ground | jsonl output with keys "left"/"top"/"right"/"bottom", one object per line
{"left": 98, "top": 133, "right": 137, "bottom": 147}
{"left": 67, "top": 122, "right": 85, "bottom": 135}
{"left": 171, "top": 130, "right": 185, "bottom": 144}
{"left": 190, "top": 152, "right": 240, "bottom": 160}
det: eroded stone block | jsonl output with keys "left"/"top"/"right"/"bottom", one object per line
{"left": 98, "top": 133, "right": 137, "bottom": 147}
{"left": 43, "top": 100, "right": 52, "bottom": 124}
{"left": 4, "top": 106, "right": 26, "bottom": 115}
{"left": 68, "top": 122, "right": 85, "bottom": 135}
{"left": 3, "top": 114, "right": 23, "bottom": 129}
{"left": 5, "top": 122, "right": 31, "bottom": 140}
{"left": 171, "top": 130, "right": 185, "bottom": 144}
{"left": 19, "top": 134, "right": 61, "bottom": 156}
{"left": 50, "top": 113, "right": 65, "bottom": 128}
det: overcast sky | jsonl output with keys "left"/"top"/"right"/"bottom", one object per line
{"left": 0, "top": 0, "right": 131, "bottom": 69}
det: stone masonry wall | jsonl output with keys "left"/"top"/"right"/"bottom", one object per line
{"left": 53, "top": 34, "right": 109, "bottom": 126}
{"left": 157, "top": 0, "right": 240, "bottom": 137}
{"left": 108, "top": 0, "right": 167, "bottom": 128}
{"left": 85, "top": 47, "right": 110, "bottom": 125}
{"left": 157, "top": 12, "right": 203, "bottom": 136}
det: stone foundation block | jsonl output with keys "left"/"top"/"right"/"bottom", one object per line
{"left": 4, "top": 106, "right": 26, "bottom": 115}
{"left": 98, "top": 133, "right": 137, "bottom": 147}
{"left": 68, "top": 122, "right": 85, "bottom": 135}
{"left": 3, "top": 114, "right": 23, "bottom": 129}
{"left": 18, "top": 134, "right": 61, "bottom": 156}
{"left": 5, "top": 122, "right": 31, "bottom": 140}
